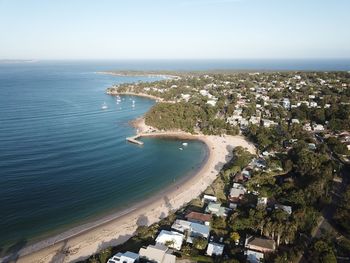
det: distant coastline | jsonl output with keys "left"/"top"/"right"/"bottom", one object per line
{"left": 97, "top": 70, "right": 180, "bottom": 79}
{"left": 0, "top": 59, "right": 37, "bottom": 64}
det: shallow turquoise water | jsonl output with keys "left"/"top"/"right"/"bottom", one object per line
{"left": 0, "top": 62, "right": 207, "bottom": 251}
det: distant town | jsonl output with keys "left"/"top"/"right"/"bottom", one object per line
{"left": 81, "top": 71, "right": 350, "bottom": 263}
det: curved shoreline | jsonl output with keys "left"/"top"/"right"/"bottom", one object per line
{"left": 6, "top": 134, "right": 209, "bottom": 262}
{"left": 9, "top": 94, "right": 256, "bottom": 263}
{"left": 11, "top": 134, "right": 255, "bottom": 263}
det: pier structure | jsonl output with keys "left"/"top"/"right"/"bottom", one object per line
{"left": 126, "top": 135, "right": 144, "bottom": 145}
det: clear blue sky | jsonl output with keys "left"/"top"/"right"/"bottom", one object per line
{"left": 0, "top": 0, "right": 349, "bottom": 60}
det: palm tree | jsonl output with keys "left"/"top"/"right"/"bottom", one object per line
{"left": 263, "top": 220, "right": 273, "bottom": 238}
{"left": 283, "top": 222, "right": 297, "bottom": 244}
{"left": 275, "top": 223, "right": 284, "bottom": 246}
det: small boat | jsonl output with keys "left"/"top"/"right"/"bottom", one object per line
{"left": 182, "top": 142, "right": 188, "bottom": 146}
{"left": 179, "top": 147, "right": 183, "bottom": 151}
{"left": 101, "top": 102, "right": 108, "bottom": 110}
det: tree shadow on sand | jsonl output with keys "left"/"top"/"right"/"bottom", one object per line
{"left": 48, "top": 240, "right": 68, "bottom": 263}
{"left": 163, "top": 196, "right": 173, "bottom": 212}
{"left": 74, "top": 234, "right": 134, "bottom": 263}
{"left": 2, "top": 239, "right": 27, "bottom": 263}
{"left": 136, "top": 214, "right": 149, "bottom": 227}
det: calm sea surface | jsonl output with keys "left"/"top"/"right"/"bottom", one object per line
{"left": 0, "top": 62, "right": 208, "bottom": 251}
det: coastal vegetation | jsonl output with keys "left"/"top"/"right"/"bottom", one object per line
{"left": 145, "top": 102, "right": 239, "bottom": 135}
{"left": 86, "top": 70, "right": 350, "bottom": 263}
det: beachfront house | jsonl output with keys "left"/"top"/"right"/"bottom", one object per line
{"left": 107, "top": 251, "right": 139, "bottom": 263}
{"left": 139, "top": 243, "right": 176, "bottom": 263}
{"left": 206, "top": 242, "right": 225, "bottom": 256}
{"left": 155, "top": 230, "right": 184, "bottom": 250}
{"left": 171, "top": 219, "right": 210, "bottom": 243}
{"left": 245, "top": 236, "right": 276, "bottom": 263}
{"left": 202, "top": 194, "right": 217, "bottom": 203}
{"left": 205, "top": 202, "right": 229, "bottom": 217}
{"left": 185, "top": 211, "right": 212, "bottom": 225}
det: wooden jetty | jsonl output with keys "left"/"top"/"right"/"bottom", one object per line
{"left": 126, "top": 135, "right": 144, "bottom": 145}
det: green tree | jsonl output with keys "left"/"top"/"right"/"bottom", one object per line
{"left": 230, "top": 232, "right": 240, "bottom": 244}
{"left": 193, "top": 237, "right": 208, "bottom": 250}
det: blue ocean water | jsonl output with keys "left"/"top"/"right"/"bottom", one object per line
{"left": 0, "top": 62, "right": 207, "bottom": 251}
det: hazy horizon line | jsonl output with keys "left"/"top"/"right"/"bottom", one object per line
{"left": 1, "top": 58, "right": 350, "bottom": 62}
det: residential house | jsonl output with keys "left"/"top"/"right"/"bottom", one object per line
{"left": 257, "top": 197, "right": 268, "bottom": 208}
{"left": 228, "top": 183, "right": 247, "bottom": 203}
{"left": 233, "top": 172, "right": 246, "bottom": 183}
{"left": 206, "top": 242, "right": 225, "bottom": 256}
{"left": 139, "top": 243, "right": 176, "bottom": 263}
{"left": 282, "top": 98, "right": 290, "bottom": 109}
{"left": 227, "top": 115, "right": 242, "bottom": 126}
{"left": 249, "top": 116, "right": 261, "bottom": 125}
{"left": 313, "top": 124, "right": 325, "bottom": 132}
{"left": 199, "top": 90, "right": 209, "bottom": 96}
{"left": 107, "top": 251, "right": 139, "bottom": 263}
{"left": 207, "top": 100, "right": 217, "bottom": 107}
{"left": 185, "top": 211, "right": 212, "bottom": 226}
{"left": 241, "top": 170, "right": 252, "bottom": 180}
{"left": 155, "top": 230, "right": 184, "bottom": 250}
{"left": 202, "top": 194, "right": 217, "bottom": 203}
{"left": 308, "top": 143, "right": 317, "bottom": 150}
{"left": 205, "top": 202, "right": 229, "bottom": 217}
{"left": 274, "top": 204, "right": 292, "bottom": 215}
{"left": 239, "top": 118, "right": 249, "bottom": 129}
{"left": 171, "top": 219, "right": 210, "bottom": 243}
{"left": 262, "top": 119, "right": 277, "bottom": 128}
{"left": 291, "top": 118, "right": 300, "bottom": 124}
{"left": 180, "top": 94, "right": 191, "bottom": 102}
{"left": 303, "top": 123, "right": 312, "bottom": 131}
{"left": 245, "top": 236, "right": 276, "bottom": 263}
{"left": 310, "top": 101, "right": 318, "bottom": 108}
